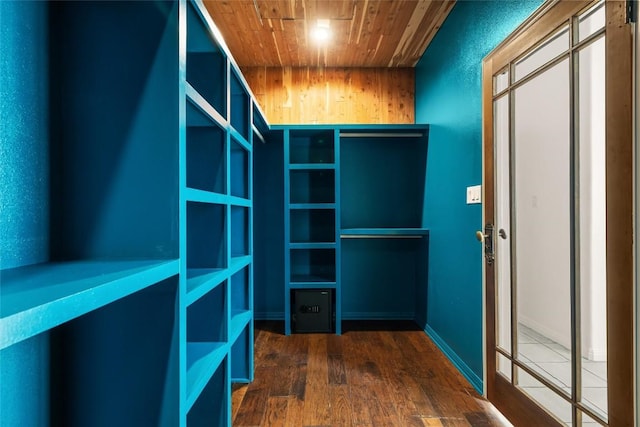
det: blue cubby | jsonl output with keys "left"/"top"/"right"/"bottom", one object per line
{"left": 290, "top": 209, "right": 336, "bottom": 243}
{"left": 340, "top": 130, "right": 428, "bottom": 229}
{"left": 46, "top": 0, "right": 180, "bottom": 262}
{"left": 231, "top": 206, "right": 250, "bottom": 257}
{"left": 187, "top": 356, "right": 229, "bottom": 427}
{"left": 49, "top": 276, "right": 179, "bottom": 425}
{"left": 186, "top": 99, "right": 226, "bottom": 194}
{"left": 186, "top": 1, "right": 226, "bottom": 118}
{"left": 186, "top": 282, "right": 227, "bottom": 409}
{"left": 230, "top": 136, "right": 250, "bottom": 200}
{"left": 231, "top": 326, "right": 253, "bottom": 382}
{"left": 290, "top": 170, "right": 336, "bottom": 204}
{"left": 230, "top": 70, "right": 250, "bottom": 141}
{"left": 229, "top": 266, "right": 253, "bottom": 382}
{"left": 186, "top": 202, "right": 227, "bottom": 269}
{"left": 289, "top": 129, "right": 335, "bottom": 164}
{"left": 231, "top": 267, "right": 251, "bottom": 316}
{"left": 290, "top": 248, "right": 336, "bottom": 283}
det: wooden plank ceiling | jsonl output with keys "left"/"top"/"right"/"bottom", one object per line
{"left": 203, "top": 0, "right": 455, "bottom": 67}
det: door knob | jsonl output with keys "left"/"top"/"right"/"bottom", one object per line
{"left": 477, "top": 224, "right": 495, "bottom": 265}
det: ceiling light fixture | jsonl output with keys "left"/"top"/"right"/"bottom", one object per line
{"left": 311, "top": 19, "right": 331, "bottom": 43}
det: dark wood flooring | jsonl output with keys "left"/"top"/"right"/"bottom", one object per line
{"left": 232, "top": 321, "right": 511, "bottom": 427}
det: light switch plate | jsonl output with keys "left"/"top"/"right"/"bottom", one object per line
{"left": 467, "top": 185, "right": 482, "bottom": 204}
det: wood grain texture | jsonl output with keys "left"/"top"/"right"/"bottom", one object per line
{"left": 203, "top": 0, "right": 455, "bottom": 67}
{"left": 233, "top": 321, "right": 511, "bottom": 427}
{"left": 604, "top": 1, "right": 634, "bottom": 425}
{"left": 242, "top": 66, "right": 414, "bottom": 124}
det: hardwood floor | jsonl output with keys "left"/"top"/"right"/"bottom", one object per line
{"left": 232, "top": 321, "right": 511, "bottom": 427}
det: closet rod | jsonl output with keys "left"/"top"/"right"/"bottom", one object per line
{"left": 340, "top": 235, "right": 423, "bottom": 239}
{"left": 339, "top": 132, "right": 424, "bottom": 138}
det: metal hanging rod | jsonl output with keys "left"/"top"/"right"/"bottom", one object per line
{"left": 339, "top": 132, "right": 424, "bottom": 138}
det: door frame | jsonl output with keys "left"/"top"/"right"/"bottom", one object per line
{"left": 481, "top": 1, "right": 634, "bottom": 425}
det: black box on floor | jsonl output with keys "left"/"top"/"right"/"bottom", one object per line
{"left": 291, "top": 289, "right": 334, "bottom": 333}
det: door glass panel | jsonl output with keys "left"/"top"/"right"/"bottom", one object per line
{"left": 514, "top": 26, "right": 569, "bottom": 82}
{"left": 497, "top": 352, "right": 512, "bottom": 381}
{"left": 577, "top": 1, "right": 605, "bottom": 43}
{"left": 494, "top": 69, "right": 509, "bottom": 94}
{"left": 494, "top": 94, "right": 511, "bottom": 353}
{"left": 580, "top": 410, "right": 604, "bottom": 426}
{"left": 578, "top": 35, "right": 608, "bottom": 422}
{"left": 517, "top": 367, "right": 573, "bottom": 426}
{"left": 513, "top": 58, "right": 572, "bottom": 392}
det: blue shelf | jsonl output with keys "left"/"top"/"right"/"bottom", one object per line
{"left": 185, "top": 188, "right": 228, "bottom": 205}
{"left": 288, "top": 281, "right": 337, "bottom": 289}
{"left": 230, "top": 128, "right": 251, "bottom": 151}
{"left": 186, "top": 268, "right": 226, "bottom": 306}
{"left": 290, "top": 242, "right": 336, "bottom": 249}
{"left": 185, "top": 83, "right": 227, "bottom": 128}
{"left": 228, "top": 195, "right": 251, "bottom": 207}
{"left": 290, "top": 274, "right": 336, "bottom": 284}
{"left": 0, "top": 259, "right": 179, "bottom": 350}
{"left": 185, "top": 341, "right": 228, "bottom": 411}
{"left": 229, "top": 255, "right": 251, "bottom": 274}
{"left": 289, "top": 163, "right": 335, "bottom": 170}
{"left": 290, "top": 203, "right": 335, "bottom": 210}
{"left": 229, "top": 310, "right": 252, "bottom": 343}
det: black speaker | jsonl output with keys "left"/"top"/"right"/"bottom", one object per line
{"left": 291, "top": 289, "right": 334, "bottom": 333}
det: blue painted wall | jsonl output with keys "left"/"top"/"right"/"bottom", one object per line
{"left": 415, "top": 0, "right": 543, "bottom": 388}
{"left": 0, "top": 1, "right": 51, "bottom": 425}
{"left": 0, "top": 0, "right": 49, "bottom": 270}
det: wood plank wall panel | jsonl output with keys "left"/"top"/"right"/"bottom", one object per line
{"left": 243, "top": 67, "right": 414, "bottom": 124}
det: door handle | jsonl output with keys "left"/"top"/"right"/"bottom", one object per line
{"left": 476, "top": 224, "right": 495, "bottom": 265}
{"left": 498, "top": 228, "right": 507, "bottom": 239}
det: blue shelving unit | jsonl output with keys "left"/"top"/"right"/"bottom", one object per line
{"left": 1, "top": 1, "right": 262, "bottom": 425}
{"left": 182, "top": 1, "right": 257, "bottom": 424}
{"left": 275, "top": 125, "right": 430, "bottom": 332}
{"left": 282, "top": 127, "right": 341, "bottom": 335}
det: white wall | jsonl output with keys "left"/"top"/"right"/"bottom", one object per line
{"left": 578, "top": 36, "right": 607, "bottom": 361}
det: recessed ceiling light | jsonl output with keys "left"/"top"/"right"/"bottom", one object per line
{"left": 311, "top": 19, "right": 331, "bottom": 43}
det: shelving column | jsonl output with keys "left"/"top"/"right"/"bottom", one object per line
{"left": 181, "top": 0, "right": 255, "bottom": 424}
{"left": 228, "top": 67, "right": 254, "bottom": 385}
{"left": 182, "top": 1, "right": 229, "bottom": 425}
{"left": 284, "top": 127, "right": 341, "bottom": 335}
